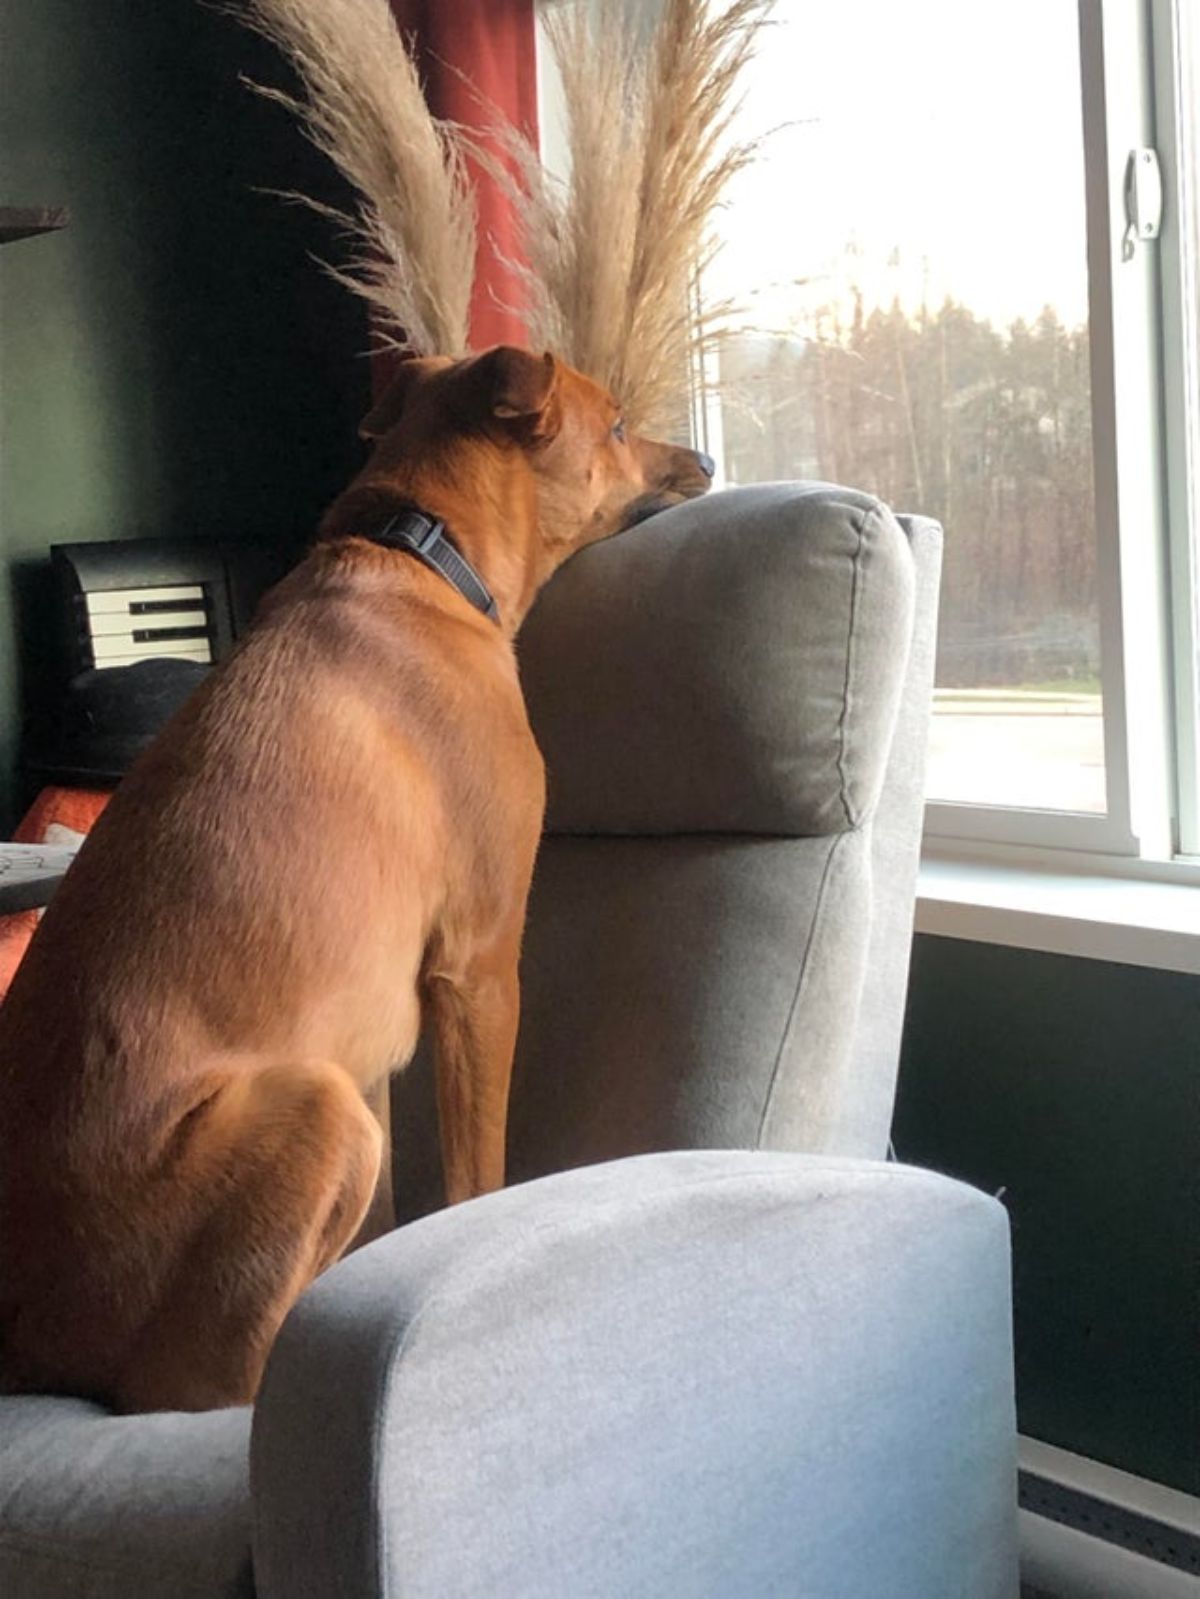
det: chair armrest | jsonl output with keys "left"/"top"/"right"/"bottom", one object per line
{"left": 251, "top": 1151, "right": 1017, "bottom": 1599}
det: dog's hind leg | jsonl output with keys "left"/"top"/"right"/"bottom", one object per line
{"left": 112, "top": 1059, "right": 382, "bottom": 1413}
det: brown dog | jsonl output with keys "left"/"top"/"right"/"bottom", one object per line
{"left": 0, "top": 346, "right": 711, "bottom": 1413}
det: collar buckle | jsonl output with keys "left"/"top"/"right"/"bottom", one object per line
{"left": 371, "top": 507, "right": 500, "bottom": 626}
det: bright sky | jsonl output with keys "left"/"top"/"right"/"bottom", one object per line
{"left": 705, "top": 0, "right": 1091, "bottom": 335}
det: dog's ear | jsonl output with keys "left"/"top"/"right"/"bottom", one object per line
{"left": 358, "top": 355, "right": 423, "bottom": 441}
{"left": 478, "top": 347, "right": 561, "bottom": 440}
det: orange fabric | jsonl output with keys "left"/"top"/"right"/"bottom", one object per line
{"left": 390, "top": 0, "right": 539, "bottom": 351}
{"left": 12, "top": 786, "right": 111, "bottom": 846}
{"left": 0, "top": 787, "right": 111, "bottom": 1000}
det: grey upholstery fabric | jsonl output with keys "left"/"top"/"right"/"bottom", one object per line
{"left": 842, "top": 513, "right": 943, "bottom": 1153}
{"left": 518, "top": 481, "right": 916, "bottom": 837}
{"left": 392, "top": 484, "right": 942, "bottom": 1220}
{"left": 0, "top": 1397, "right": 252, "bottom": 1599}
{"left": 512, "top": 832, "right": 874, "bottom": 1179}
{"left": 253, "top": 1151, "right": 1018, "bottom": 1599}
{"left": 394, "top": 830, "right": 876, "bottom": 1213}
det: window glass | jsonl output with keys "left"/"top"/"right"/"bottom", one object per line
{"left": 699, "top": 0, "right": 1105, "bottom": 812}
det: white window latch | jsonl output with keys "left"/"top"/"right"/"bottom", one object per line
{"left": 1123, "top": 147, "right": 1163, "bottom": 259}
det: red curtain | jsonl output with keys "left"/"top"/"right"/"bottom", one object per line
{"left": 391, "top": 0, "right": 539, "bottom": 351}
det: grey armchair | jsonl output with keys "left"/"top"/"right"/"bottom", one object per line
{"left": 0, "top": 485, "right": 1018, "bottom": 1599}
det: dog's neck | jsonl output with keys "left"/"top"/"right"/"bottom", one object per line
{"left": 365, "top": 505, "right": 500, "bottom": 625}
{"left": 320, "top": 473, "right": 559, "bottom": 640}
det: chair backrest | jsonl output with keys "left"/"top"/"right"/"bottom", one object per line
{"left": 392, "top": 483, "right": 942, "bottom": 1221}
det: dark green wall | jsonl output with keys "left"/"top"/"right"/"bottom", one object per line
{"left": 895, "top": 935, "right": 1200, "bottom": 1496}
{"left": 0, "top": 0, "right": 370, "bottom": 828}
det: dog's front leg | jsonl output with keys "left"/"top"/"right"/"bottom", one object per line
{"left": 425, "top": 939, "right": 521, "bottom": 1206}
{"left": 346, "top": 1075, "right": 397, "bottom": 1250}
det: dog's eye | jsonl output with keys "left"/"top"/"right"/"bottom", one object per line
{"left": 612, "top": 420, "right": 626, "bottom": 443}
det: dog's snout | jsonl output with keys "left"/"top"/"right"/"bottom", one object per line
{"left": 696, "top": 451, "right": 716, "bottom": 479}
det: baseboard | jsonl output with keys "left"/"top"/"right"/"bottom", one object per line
{"left": 1018, "top": 1437, "right": 1200, "bottom": 1599}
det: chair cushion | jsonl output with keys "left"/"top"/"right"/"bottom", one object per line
{"left": 0, "top": 1396, "right": 253, "bottom": 1599}
{"left": 519, "top": 482, "right": 916, "bottom": 837}
{"left": 391, "top": 827, "right": 878, "bottom": 1222}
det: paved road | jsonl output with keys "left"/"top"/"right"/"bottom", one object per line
{"left": 927, "top": 692, "right": 1106, "bottom": 812}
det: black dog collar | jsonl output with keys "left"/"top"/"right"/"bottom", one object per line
{"left": 368, "top": 506, "right": 500, "bottom": 625}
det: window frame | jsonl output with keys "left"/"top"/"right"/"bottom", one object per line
{"left": 1152, "top": 0, "right": 1200, "bottom": 860}
{"left": 925, "top": 0, "right": 1181, "bottom": 864}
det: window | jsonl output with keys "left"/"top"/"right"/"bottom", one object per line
{"left": 539, "top": 0, "right": 1200, "bottom": 892}
{"left": 698, "top": 0, "right": 1106, "bottom": 821}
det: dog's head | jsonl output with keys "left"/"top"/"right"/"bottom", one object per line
{"left": 322, "top": 347, "right": 713, "bottom": 613}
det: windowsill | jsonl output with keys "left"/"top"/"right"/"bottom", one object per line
{"left": 916, "top": 852, "right": 1200, "bottom": 975}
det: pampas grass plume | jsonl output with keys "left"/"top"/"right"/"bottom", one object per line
{"left": 506, "top": 0, "right": 772, "bottom": 432}
{"left": 235, "top": 0, "right": 476, "bottom": 357}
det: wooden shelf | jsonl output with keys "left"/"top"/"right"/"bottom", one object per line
{"left": 0, "top": 206, "right": 69, "bottom": 245}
